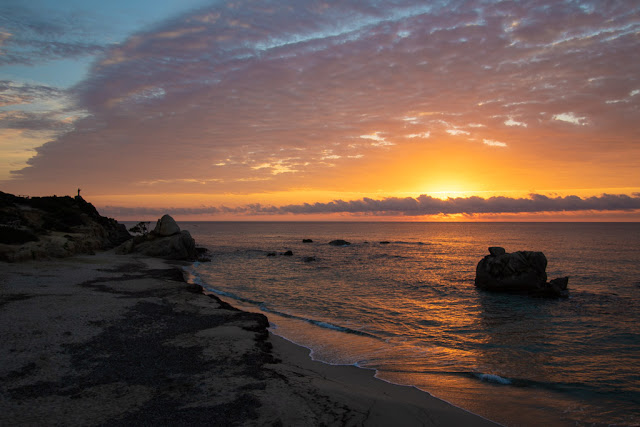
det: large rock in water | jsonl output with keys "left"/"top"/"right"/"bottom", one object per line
{"left": 475, "top": 247, "right": 569, "bottom": 298}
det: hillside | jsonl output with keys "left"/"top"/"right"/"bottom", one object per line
{"left": 0, "top": 191, "right": 131, "bottom": 262}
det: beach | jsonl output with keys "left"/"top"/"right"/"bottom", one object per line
{"left": 0, "top": 250, "right": 497, "bottom": 426}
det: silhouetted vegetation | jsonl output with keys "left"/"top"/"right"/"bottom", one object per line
{"left": 129, "top": 221, "right": 151, "bottom": 235}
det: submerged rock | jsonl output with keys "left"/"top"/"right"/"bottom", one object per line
{"left": 475, "top": 247, "right": 569, "bottom": 298}
{"left": 302, "top": 239, "right": 313, "bottom": 243}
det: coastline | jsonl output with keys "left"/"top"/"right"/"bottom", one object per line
{"left": 0, "top": 250, "right": 497, "bottom": 426}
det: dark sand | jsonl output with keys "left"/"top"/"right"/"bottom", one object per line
{"left": 0, "top": 250, "right": 498, "bottom": 426}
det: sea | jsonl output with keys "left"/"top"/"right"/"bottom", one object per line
{"left": 174, "top": 222, "right": 639, "bottom": 426}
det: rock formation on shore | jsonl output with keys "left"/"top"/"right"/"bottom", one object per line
{"left": 475, "top": 247, "right": 569, "bottom": 298}
{"left": 116, "top": 214, "right": 206, "bottom": 261}
{"left": 0, "top": 191, "right": 131, "bottom": 262}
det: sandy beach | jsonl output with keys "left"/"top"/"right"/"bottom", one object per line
{"left": 0, "top": 250, "right": 497, "bottom": 426}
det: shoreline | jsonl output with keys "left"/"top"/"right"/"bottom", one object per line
{"left": 0, "top": 250, "right": 498, "bottom": 426}
{"left": 268, "top": 331, "right": 500, "bottom": 426}
{"left": 207, "top": 288, "right": 500, "bottom": 426}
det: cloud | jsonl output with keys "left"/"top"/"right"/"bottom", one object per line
{"left": 0, "top": 4, "right": 106, "bottom": 66}
{"left": 359, "top": 132, "right": 394, "bottom": 146}
{"left": 553, "top": 112, "right": 588, "bottom": 126}
{"left": 99, "top": 193, "right": 640, "bottom": 218}
{"left": 264, "top": 194, "right": 640, "bottom": 216}
{"left": 2, "top": 0, "right": 639, "bottom": 198}
{"left": 406, "top": 131, "right": 430, "bottom": 138}
{"left": 482, "top": 139, "right": 507, "bottom": 148}
{"left": 504, "top": 118, "right": 527, "bottom": 127}
{"left": 0, "top": 81, "right": 67, "bottom": 107}
{"left": 446, "top": 129, "right": 470, "bottom": 136}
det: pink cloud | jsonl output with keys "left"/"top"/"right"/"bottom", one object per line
{"left": 2, "top": 0, "right": 639, "bottom": 198}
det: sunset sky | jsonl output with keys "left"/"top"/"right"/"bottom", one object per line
{"left": 1, "top": 0, "right": 639, "bottom": 221}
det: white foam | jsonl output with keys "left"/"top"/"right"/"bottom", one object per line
{"left": 476, "top": 373, "right": 512, "bottom": 385}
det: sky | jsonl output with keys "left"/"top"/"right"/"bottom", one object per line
{"left": 1, "top": 0, "right": 639, "bottom": 221}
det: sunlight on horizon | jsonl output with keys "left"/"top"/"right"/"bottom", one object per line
{"left": 1, "top": 0, "right": 638, "bottom": 221}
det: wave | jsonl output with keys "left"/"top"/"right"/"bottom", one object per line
{"left": 205, "top": 287, "right": 265, "bottom": 306}
{"left": 259, "top": 306, "right": 383, "bottom": 341}
{"left": 474, "top": 373, "right": 512, "bottom": 385}
{"left": 186, "top": 266, "right": 382, "bottom": 341}
{"left": 185, "top": 266, "right": 265, "bottom": 305}
{"left": 382, "top": 368, "right": 599, "bottom": 393}
{"left": 463, "top": 371, "right": 635, "bottom": 398}
{"left": 369, "top": 253, "right": 410, "bottom": 260}
{"left": 380, "top": 241, "right": 431, "bottom": 246}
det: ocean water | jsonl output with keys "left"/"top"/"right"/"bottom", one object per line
{"left": 179, "top": 222, "right": 640, "bottom": 426}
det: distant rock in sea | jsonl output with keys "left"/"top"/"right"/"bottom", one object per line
{"left": 0, "top": 191, "right": 130, "bottom": 262}
{"left": 475, "top": 247, "right": 569, "bottom": 298}
{"left": 329, "top": 239, "right": 351, "bottom": 246}
{"left": 302, "top": 239, "right": 313, "bottom": 243}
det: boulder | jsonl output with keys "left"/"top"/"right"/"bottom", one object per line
{"left": 131, "top": 230, "right": 197, "bottom": 260}
{"left": 475, "top": 247, "right": 569, "bottom": 298}
{"left": 116, "top": 215, "right": 202, "bottom": 261}
{"left": 153, "top": 214, "right": 181, "bottom": 237}
{"left": 302, "top": 239, "right": 313, "bottom": 243}
{"left": 488, "top": 246, "right": 506, "bottom": 256}
{"left": 329, "top": 239, "right": 351, "bottom": 246}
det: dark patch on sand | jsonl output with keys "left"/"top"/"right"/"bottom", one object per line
{"left": 97, "top": 263, "right": 145, "bottom": 274}
{"left": 3, "top": 362, "right": 38, "bottom": 381}
{"left": 7, "top": 281, "right": 276, "bottom": 425}
{"left": 76, "top": 267, "right": 188, "bottom": 298}
{"left": 0, "top": 293, "right": 35, "bottom": 308}
{"left": 106, "top": 392, "right": 262, "bottom": 426}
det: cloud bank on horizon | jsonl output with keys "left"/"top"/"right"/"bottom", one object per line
{"left": 100, "top": 193, "right": 640, "bottom": 218}
{"left": 1, "top": 0, "right": 639, "bottom": 217}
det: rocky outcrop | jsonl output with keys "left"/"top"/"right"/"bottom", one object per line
{"left": 0, "top": 191, "right": 131, "bottom": 262}
{"left": 475, "top": 247, "right": 569, "bottom": 298}
{"left": 117, "top": 215, "right": 204, "bottom": 261}
{"left": 329, "top": 239, "right": 351, "bottom": 246}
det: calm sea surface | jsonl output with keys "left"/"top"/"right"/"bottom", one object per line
{"left": 178, "top": 222, "right": 639, "bottom": 426}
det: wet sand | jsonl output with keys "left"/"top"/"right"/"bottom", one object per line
{"left": 0, "top": 250, "right": 498, "bottom": 426}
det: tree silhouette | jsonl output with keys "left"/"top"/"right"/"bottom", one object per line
{"left": 129, "top": 221, "right": 151, "bottom": 235}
